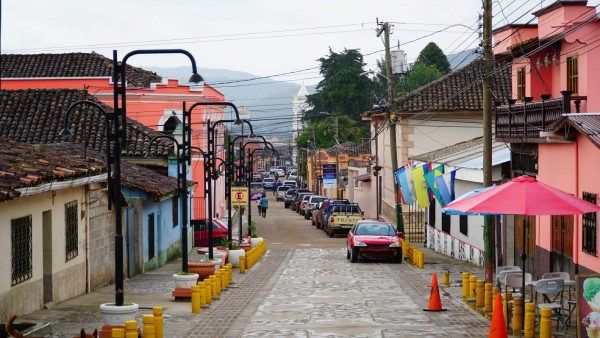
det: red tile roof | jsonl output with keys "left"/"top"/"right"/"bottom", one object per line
{"left": 0, "top": 89, "right": 173, "bottom": 156}
{"left": 0, "top": 137, "right": 106, "bottom": 202}
{"left": 1, "top": 52, "right": 162, "bottom": 88}
{"left": 394, "top": 58, "right": 512, "bottom": 114}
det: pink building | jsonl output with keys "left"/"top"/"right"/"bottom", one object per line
{"left": 493, "top": 0, "right": 600, "bottom": 277}
{"left": 1, "top": 52, "right": 227, "bottom": 219}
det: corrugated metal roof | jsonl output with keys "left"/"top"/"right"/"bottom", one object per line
{"left": 560, "top": 114, "right": 600, "bottom": 149}
{"left": 456, "top": 147, "right": 511, "bottom": 169}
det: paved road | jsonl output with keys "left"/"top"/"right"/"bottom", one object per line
{"left": 13, "top": 194, "right": 577, "bottom": 337}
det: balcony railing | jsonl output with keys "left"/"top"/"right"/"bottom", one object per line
{"left": 495, "top": 91, "right": 587, "bottom": 142}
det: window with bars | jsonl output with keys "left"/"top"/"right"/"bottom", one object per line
{"left": 582, "top": 192, "right": 597, "bottom": 256}
{"left": 428, "top": 202, "right": 436, "bottom": 227}
{"left": 459, "top": 215, "right": 468, "bottom": 235}
{"left": 517, "top": 67, "right": 526, "bottom": 102}
{"left": 567, "top": 56, "right": 578, "bottom": 95}
{"left": 12, "top": 215, "right": 32, "bottom": 286}
{"left": 65, "top": 200, "right": 78, "bottom": 261}
{"left": 441, "top": 213, "right": 451, "bottom": 233}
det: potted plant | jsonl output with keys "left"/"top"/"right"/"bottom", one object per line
{"left": 99, "top": 302, "right": 139, "bottom": 326}
{"left": 187, "top": 262, "right": 215, "bottom": 281}
{"left": 226, "top": 240, "right": 247, "bottom": 268}
{"left": 173, "top": 271, "right": 200, "bottom": 288}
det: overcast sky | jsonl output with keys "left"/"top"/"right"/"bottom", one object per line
{"left": 3, "top": 0, "right": 599, "bottom": 86}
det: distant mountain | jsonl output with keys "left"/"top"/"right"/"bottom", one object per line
{"left": 148, "top": 67, "right": 315, "bottom": 141}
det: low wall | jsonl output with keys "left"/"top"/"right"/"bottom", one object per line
{"left": 425, "top": 225, "right": 484, "bottom": 267}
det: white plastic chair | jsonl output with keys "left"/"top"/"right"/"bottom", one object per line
{"left": 542, "top": 272, "right": 575, "bottom": 327}
{"left": 497, "top": 268, "right": 522, "bottom": 289}
{"left": 504, "top": 272, "right": 532, "bottom": 301}
{"left": 535, "top": 278, "right": 566, "bottom": 331}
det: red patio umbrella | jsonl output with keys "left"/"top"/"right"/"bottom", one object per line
{"left": 445, "top": 175, "right": 600, "bottom": 305}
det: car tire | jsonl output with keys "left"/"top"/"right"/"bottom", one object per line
{"left": 346, "top": 248, "right": 350, "bottom": 259}
{"left": 328, "top": 230, "right": 334, "bottom": 238}
{"left": 395, "top": 249, "right": 403, "bottom": 264}
{"left": 350, "top": 247, "right": 358, "bottom": 263}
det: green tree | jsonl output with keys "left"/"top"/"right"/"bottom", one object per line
{"left": 415, "top": 42, "right": 451, "bottom": 74}
{"left": 395, "top": 63, "right": 443, "bottom": 96}
{"left": 301, "top": 48, "right": 375, "bottom": 147}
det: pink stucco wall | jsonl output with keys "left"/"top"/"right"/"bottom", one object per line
{"left": 537, "top": 5, "right": 597, "bottom": 40}
{"left": 493, "top": 26, "right": 538, "bottom": 56}
{"left": 539, "top": 136, "right": 600, "bottom": 272}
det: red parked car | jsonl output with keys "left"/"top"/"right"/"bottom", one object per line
{"left": 346, "top": 220, "right": 403, "bottom": 263}
{"left": 192, "top": 218, "right": 228, "bottom": 247}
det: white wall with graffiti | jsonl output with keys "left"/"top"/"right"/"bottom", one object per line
{"left": 426, "top": 224, "right": 484, "bottom": 266}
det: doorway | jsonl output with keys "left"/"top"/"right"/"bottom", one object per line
{"left": 515, "top": 215, "right": 536, "bottom": 276}
{"left": 42, "top": 210, "right": 52, "bottom": 305}
{"left": 551, "top": 215, "right": 574, "bottom": 276}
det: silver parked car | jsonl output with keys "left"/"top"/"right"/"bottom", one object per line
{"left": 304, "top": 195, "right": 327, "bottom": 219}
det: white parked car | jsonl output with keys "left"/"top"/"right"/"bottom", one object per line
{"left": 287, "top": 170, "right": 298, "bottom": 180}
{"left": 276, "top": 185, "right": 291, "bottom": 201}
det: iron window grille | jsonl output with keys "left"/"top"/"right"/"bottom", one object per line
{"left": 459, "top": 215, "right": 468, "bottom": 236}
{"left": 582, "top": 192, "right": 597, "bottom": 256}
{"left": 65, "top": 200, "right": 78, "bottom": 261}
{"left": 441, "top": 213, "right": 451, "bottom": 233}
{"left": 12, "top": 215, "right": 32, "bottom": 286}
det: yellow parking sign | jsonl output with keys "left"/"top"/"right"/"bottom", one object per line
{"left": 231, "top": 187, "right": 249, "bottom": 206}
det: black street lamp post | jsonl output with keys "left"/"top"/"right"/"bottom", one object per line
{"left": 109, "top": 49, "right": 202, "bottom": 306}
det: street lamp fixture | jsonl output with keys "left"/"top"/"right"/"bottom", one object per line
{"left": 108, "top": 49, "right": 202, "bottom": 306}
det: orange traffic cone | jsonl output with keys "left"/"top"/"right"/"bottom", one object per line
{"left": 488, "top": 293, "right": 508, "bottom": 338}
{"left": 423, "top": 272, "right": 447, "bottom": 311}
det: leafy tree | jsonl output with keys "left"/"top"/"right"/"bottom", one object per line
{"left": 395, "top": 63, "right": 444, "bottom": 96}
{"left": 415, "top": 42, "right": 451, "bottom": 74}
{"left": 301, "top": 48, "right": 376, "bottom": 147}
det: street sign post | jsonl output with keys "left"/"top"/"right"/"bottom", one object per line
{"left": 231, "top": 187, "right": 249, "bottom": 206}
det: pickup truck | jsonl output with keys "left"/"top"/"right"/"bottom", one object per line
{"left": 323, "top": 203, "right": 364, "bottom": 238}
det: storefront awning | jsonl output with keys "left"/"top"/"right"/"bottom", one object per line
{"left": 355, "top": 173, "right": 371, "bottom": 182}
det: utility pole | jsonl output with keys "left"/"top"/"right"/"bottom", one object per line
{"left": 335, "top": 113, "right": 341, "bottom": 199}
{"left": 377, "top": 20, "right": 403, "bottom": 233}
{"left": 482, "top": 0, "right": 494, "bottom": 283}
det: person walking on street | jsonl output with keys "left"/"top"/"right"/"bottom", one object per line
{"left": 260, "top": 193, "right": 269, "bottom": 217}
{"left": 257, "top": 198, "right": 262, "bottom": 216}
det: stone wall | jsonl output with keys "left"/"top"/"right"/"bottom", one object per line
{"left": 88, "top": 189, "right": 116, "bottom": 291}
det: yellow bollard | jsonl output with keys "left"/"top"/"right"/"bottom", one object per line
{"left": 511, "top": 297, "right": 523, "bottom": 332}
{"left": 484, "top": 283, "right": 493, "bottom": 313}
{"left": 191, "top": 285, "right": 201, "bottom": 313}
{"left": 216, "top": 270, "right": 226, "bottom": 290}
{"left": 142, "top": 314, "right": 156, "bottom": 338}
{"left": 524, "top": 302, "right": 536, "bottom": 338}
{"left": 441, "top": 270, "right": 450, "bottom": 285}
{"left": 476, "top": 280, "right": 485, "bottom": 308}
{"left": 124, "top": 320, "right": 138, "bottom": 338}
{"left": 239, "top": 255, "right": 246, "bottom": 274}
{"left": 539, "top": 307, "right": 552, "bottom": 338}
{"left": 418, "top": 251, "right": 425, "bottom": 269}
{"left": 492, "top": 286, "right": 499, "bottom": 311}
{"left": 112, "top": 328, "right": 125, "bottom": 338}
{"left": 197, "top": 282, "right": 207, "bottom": 307}
{"left": 469, "top": 275, "right": 477, "bottom": 301}
{"left": 153, "top": 307, "right": 164, "bottom": 338}
{"left": 462, "top": 272, "right": 470, "bottom": 299}
{"left": 205, "top": 281, "right": 212, "bottom": 305}
{"left": 209, "top": 275, "right": 220, "bottom": 299}
{"left": 245, "top": 252, "right": 251, "bottom": 270}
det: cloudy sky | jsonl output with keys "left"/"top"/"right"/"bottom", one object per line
{"left": 3, "top": 0, "right": 598, "bottom": 85}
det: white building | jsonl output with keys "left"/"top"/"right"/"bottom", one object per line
{"left": 291, "top": 84, "right": 309, "bottom": 166}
